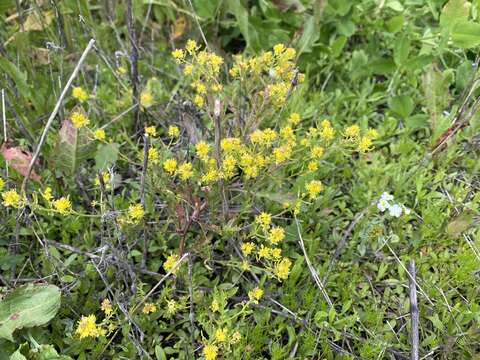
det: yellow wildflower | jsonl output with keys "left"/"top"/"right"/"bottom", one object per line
{"left": 178, "top": 162, "right": 193, "bottom": 180}
{"left": 168, "top": 125, "right": 180, "bottom": 138}
{"left": 248, "top": 287, "right": 263, "bottom": 302}
{"left": 147, "top": 147, "right": 159, "bottom": 164}
{"left": 203, "top": 344, "right": 218, "bottom": 360}
{"left": 72, "top": 86, "right": 88, "bottom": 102}
{"left": 255, "top": 212, "right": 271, "bottom": 228}
{"left": 241, "top": 242, "right": 255, "bottom": 256}
{"left": 288, "top": 113, "right": 301, "bottom": 125}
{"left": 2, "top": 189, "right": 21, "bottom": 207}
{"left": 273, "top": 43, "right": 285, "bottom": 55}
{"left": 271, "top": 247, "right": 282, "bottom": 259}
{"left": 305, "top": 180, "right": 323, "bottom": 199}
{"left": 274, "top": 258, "right": 292, "bottom": 280}
{"left": 75, "top": 315, "right": 100, "bottom": 339}
{"left": 194, "top": 94, "right": 204, "bottom": 108}
{"left": 94, "top": 172, "right": 111, "bottom": 188}
{"left": 307, "top": 161, "right": 318, "bottom": 172}
{"left": 117, "top": 66, "right": 127, "bottom": 75}
{"left": 101, "top": 299, "right": 113, "bottom": 316}
{"left": 186, "top": 39, "right": 197, "bottom": 53}
{"left": 171, "top": 48, "right": 185, "bottom": 62}
{"left": 164, "top": 254, "right": 179, "bottom": 272}
{"left": 144, "top": 126, "right": 157, "bottom": 137}
{"left": 94, "top": 128, "right": 106, "bottom": 141}
{"left": 320, "top": 125, "right": 334, "bottom": 141}
{"left": 183, "top": 64, "right": 194, "bottom": 76}
{"left": 345, "top": 124, "right": 360, "bottom": 138}
{"left": 311, "top": 146, "right": 324, "bottom": 158}
{"left": 268, "top": 227, "right": 285, "bottom": 245}
{"left": 70, "top": 111, "right": 89, "bottom": 129}
{"left": 195, "top": 141, "right": 210, "bottom": 159}
{"left": 128, "top": 203, "right": 144, "bottom": 222}
{"left": 257, "top": 245, "right": 271, "bottom": 259}
{"left": 163, "top": 158, "right": 177, "bottom": 174}
{"left": 53, "top": 197, "right": 72, "bottom": 214}
{"left": 357, "top": 136, "right": 373, "bottom": 152}
{"left": 215, "top": 328, "right": 227, "bottom": 342}
{"left": 142, "top": 302, "right": 157, "bottom": 314}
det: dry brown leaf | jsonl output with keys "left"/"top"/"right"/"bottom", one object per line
{"left": 172, "top": 16, "right": 187, "bottom": 40}
{"left": 23, "top": 10, "right": 54, "bottom": 32}
{"left": 1, "top": 143, "right": 41, "bottom": 182}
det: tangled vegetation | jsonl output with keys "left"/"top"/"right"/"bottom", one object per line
{"left": 0, "top": 0, "right": 479, "bottom": 359}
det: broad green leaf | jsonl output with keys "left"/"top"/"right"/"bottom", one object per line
{"left": 439, "top": 0, "right": 470, "bottom": 29}
{"left": 394, "top": 35, "right": 411, "bottom": 66}
{"left": 227, "top": 0, "right": 250, "bottom": 47}
{"left": 389, "top": 95, "right": 414, "bottom": 118}
{"left": 451, "top": 21, "right": 480, "bottom": 48}
{"left": 9, "top": 349, "right": 26, "bottom": 360}
{"left": 331, "top": 36, "right": 347, "bottom": 58}
{"left": 54, "top": 114, "right": 93, "bottom": 176}
{"left": 0, "top": 284, "right": 61, "bottom": 342}
{"left": 386, "top": 15, "right": 404, "bottom": 33}
{"left": 296, "top": 15, "right": 319, "bottom": 55}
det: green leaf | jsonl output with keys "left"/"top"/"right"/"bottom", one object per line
{"left": 35, "top": 345, "right": 72, "bottom": 360}
{"left": 54, "top": 108, "right": 93, "bottom": 176}
{"left": 386, "top": 15, "right": 404, "bottom": 33}
{"left": 451, "top": 21, "right": 480, "bottom": 48}
{"left": 10, "top": 349, "right": 26, "bottom": 360}
{"left": 394, "top": 35, "right": 410, "bottom": 66}
{"left": 94, "top": 143, "right": 119, "bottom": 171}
{"left": 0, "top": 59, "right": 40, "bottom": 111}
{"left": 0, "top": 284, "right": 61, "bottom": 342}
{"left": 296, "top": 15, "right": 319, "bottom": 55}
{"left": 439, "top": 0, "right": 470, "bottom": 29}
{"left": 155, "top": 346, "right": 167, "bottom": 360}
{"left": 389, "top": 95, "right": 414, "bottom": 118}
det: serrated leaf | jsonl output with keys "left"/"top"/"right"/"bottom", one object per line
{"left": 54, "top": 109, "right": 93, "bottom": 175}
{"left": 0, "top": 284, "right": 61, "bottom": 342}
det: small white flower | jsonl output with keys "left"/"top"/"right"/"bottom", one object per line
{"left": 403, "top": 206, "right": 411, "bottom": 215}
{"left": 380, "top": 192, "right": 394, "bottom": 201}
{"left": 377, "top": 198, "right": 390, "bottom": 212}
{"left": 388, "top": 204, "right": 403, "bottom": 218}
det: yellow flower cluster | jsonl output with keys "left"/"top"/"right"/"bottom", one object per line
{"left": 142, "top": 302, "right": 157, "bottom": 314}
{"left": 70, "top": 111, "right": 89, "bottom": 129}
{"left": 342, "top": 124, "right": 379, "bottom": 152}
{"left": 172, "top": 39, "right": 224, "bottom": 109}
{"left": 75, "top": 315, "right": 106, "bottom": 339}
{"left": 241, "top": 212, "right": 292, "bottom": 281}
{"left": 2, "top": 189, "right": 22, "bottom": 208}
{"left": 163, "top": 253, "right": 180, "bottom": 273}
{"left": 72, "top": 86, "right": 88, "bottom": 102}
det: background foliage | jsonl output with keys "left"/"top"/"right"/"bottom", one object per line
{"left": 0, "top": 0, "right": 479, "bottom": 359}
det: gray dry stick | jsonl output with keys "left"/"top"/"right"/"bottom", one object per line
{"left": 408, "top": 260, "right": 419, "bottom": 360}
{"left": 21, "top": 38, "right": 96, "bottom": 193}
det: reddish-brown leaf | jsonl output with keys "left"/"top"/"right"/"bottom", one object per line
{"left": 1, "top": 143, "right": 41, "bottom": 182}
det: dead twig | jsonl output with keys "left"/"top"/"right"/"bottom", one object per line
{"left": 407, "top": 260, "right": 419, "bottom": 360}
